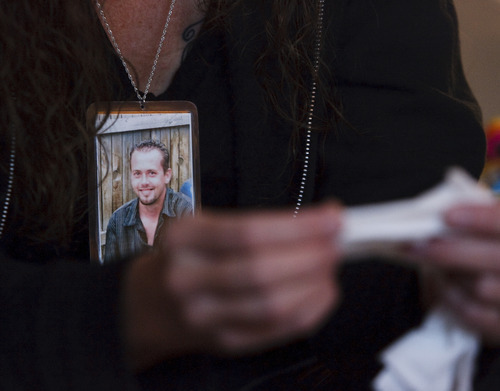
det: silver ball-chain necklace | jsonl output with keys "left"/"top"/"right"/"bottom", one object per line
{"left": 0, "top": 135, "right": 16, "bottom": 240}
{"left": 95, "top": 0, "right": 177, "bottom": 109}
{"left": 293, "top": 0, "right": 325, "bottom": 218}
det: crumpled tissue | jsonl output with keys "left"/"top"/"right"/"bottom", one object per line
{"left": 372, "top": 308, "right": 479, "bottom": 391}
{"left": 337, "top": 167, "right": 497, "bottom": 391}
{"left": 340, "top": 167, "right": 496, "bottom": 257}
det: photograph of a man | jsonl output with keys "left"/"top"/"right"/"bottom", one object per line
{"left": 103, "top": 139, "right": 193, "bottom": 262}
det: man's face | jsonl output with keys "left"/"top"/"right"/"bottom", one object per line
{"left": 130, "top": 149, "right": 172, "bottom": 206}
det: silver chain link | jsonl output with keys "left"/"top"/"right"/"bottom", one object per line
{"left": 95, "top": 0, "right": 177, "bottom": 108}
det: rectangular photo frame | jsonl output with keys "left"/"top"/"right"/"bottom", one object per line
{"left": 87, "top": 101, "right": 200, "bottom": 263}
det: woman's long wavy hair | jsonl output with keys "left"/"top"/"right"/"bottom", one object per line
{"left": 0, "top": 0, "right": 340, "bottom": 249}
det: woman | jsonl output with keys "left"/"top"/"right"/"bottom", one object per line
{"left": 0, "top": 0, "right": 487, "bottom": 390}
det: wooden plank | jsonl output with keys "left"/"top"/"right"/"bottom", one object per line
{"left": 100, "top": 136, "right": 113, "bottom": 233}
{"left": 99, "top": 112, "right": 192, "bottom": 134}
{"left": 170, "top": 126, "right": 181, "bottom": 192}
{"left": 111, "top": 134, "right": 124, "bottom": 212}
{"left": 180, "top": 125, "right": 191, "bottom": 186}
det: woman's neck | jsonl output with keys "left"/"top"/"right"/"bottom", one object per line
{"left": 98, "top": 0, "right": 205, "bottom": 95}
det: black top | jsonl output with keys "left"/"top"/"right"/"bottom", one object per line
{"left": 0, "top": 1, "right": 493, "bottom": 390}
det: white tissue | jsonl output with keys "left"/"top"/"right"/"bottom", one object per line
{"left": 340, "top": 167, "right": 496, "bottom": 256}
{"left": 373, "top": 308, "right": 479, "bottom": 391}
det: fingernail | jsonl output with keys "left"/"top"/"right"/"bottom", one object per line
{"left": 446, "top": 209, "right": 474, "bottom": 226}
{"left": 320, "top": 206, "right": 342, "bottom": 232}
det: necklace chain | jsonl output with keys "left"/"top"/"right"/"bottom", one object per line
{"left": 0, "top": 3, "right": 323, "bottom": 241}
{"left": 0, "top": 135, "right": 16, "bottom": 240}
{"left": 96, "top": 0, "right": 321, "bottom": 216}
{"left": 293, "top": 0, "right": 325, "bottom": 218}
{"left": 95, "top": 0, "right": 177, "bottom": 108}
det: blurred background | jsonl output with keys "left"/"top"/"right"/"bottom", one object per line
{"left": 456, "top": 0, "right": 500, "bottom": 124}
{"left": 455, "top": 0, "right": 500, "bottom": 188}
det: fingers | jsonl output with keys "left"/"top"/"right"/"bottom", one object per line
{"left": 169, "top": 262, "right": 336, "bottom": 327}
{"left": 165, "top": 202, "right": 342, "bottom": 251}
{"left": 156, "top": 202, "right": 342, "bottom": 355}
{"left": 414, "top": 202, "right": 500, "bottom": 344}
{"left": 176, "top": 274, "right": 338, "bottom": 353}
{"left": 213, "top": 282, "right": 338, "bottom": 353}
{"left": 168, "top": 233, "right": 338, "bottom": 293}
{"left": 406, "top": 202, "right": 500, "bottom": 271}
{"left": 444, "top": 202, "right": 500, "bottom": 236}
{"left": 438, "top": 273, "right": 500, "bottom": 343}
{"left": 412, "top": 236, "right": 500, "bottom": 272}
{"left": 477, "top": 274, "right": 500, "bottom": 303}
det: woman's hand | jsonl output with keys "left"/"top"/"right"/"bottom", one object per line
{"left": 411, "top": 201, "right": 500, "bottom": 344}
{"left": 122, "top": 202, "right": 343, "bottom": 371}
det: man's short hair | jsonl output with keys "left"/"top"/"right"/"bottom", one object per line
{"left": 130, "top": 139, "right": 170, "bottom": 172}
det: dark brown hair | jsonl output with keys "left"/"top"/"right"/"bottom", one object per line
{"left": 0, "top": 1, "right": 117, "bottom": 247}
{"left": 0, "top": 0, "right": 339, "bottom": 248}
{"left": 130, "top": 139, "right": 171, "bottom": 173}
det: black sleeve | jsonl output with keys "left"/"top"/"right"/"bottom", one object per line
{"left": 0, "top": 254, "right": 140, "bottom": 391}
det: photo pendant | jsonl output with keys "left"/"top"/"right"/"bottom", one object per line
{"left": 87, "top": 101, "right": 200, "bottom": 263}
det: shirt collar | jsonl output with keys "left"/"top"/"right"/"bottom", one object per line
{"left": 123, "top": 187, "right": 175, "bottom": 227}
